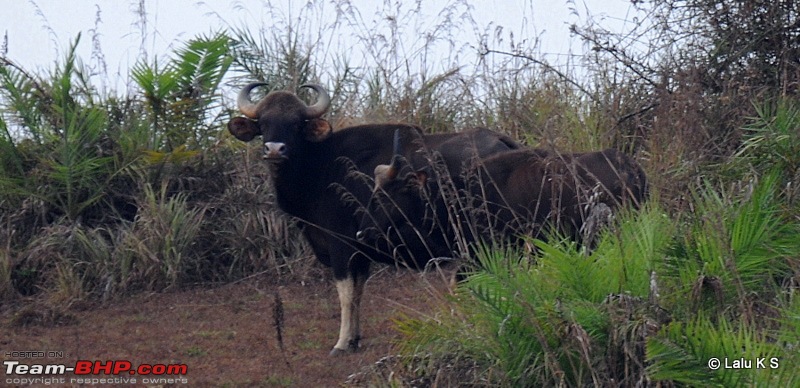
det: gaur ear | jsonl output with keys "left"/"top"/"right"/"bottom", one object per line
{"left": 373, "top": 163, "right": 398, "bottom": 190}
{"left": 227, "top": 117, "right": 261, "bottom": 142}
{"left": 414, "top": 169, "right": 429, "bottom": 186}
{"left": 304, "top": 118, "right": 333, "bottom": 142}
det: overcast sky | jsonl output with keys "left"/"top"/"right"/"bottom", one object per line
{"left": 1, "top": 0, "right": 639, "bottom": 91}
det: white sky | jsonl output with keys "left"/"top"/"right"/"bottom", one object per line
{"left": 1, "top": 0, "right": 640, "bottom": 91}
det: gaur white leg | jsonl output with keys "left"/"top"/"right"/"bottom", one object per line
{"left": 332, "top": 277, "right": 355, "bottom": 354}
{"left": 330, "top": 272, "right": 368, "bottom": 355}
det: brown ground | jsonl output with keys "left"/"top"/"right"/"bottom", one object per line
{"left": 1, "top": 265, "right": 455, "bottom": 387}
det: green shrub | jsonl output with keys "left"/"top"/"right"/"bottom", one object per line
{"left": 394, "top": 174, "right": 799, "bottom": 386}
{"left": 663, "top": 170, "right": 799, "bottom": 319}
{"left": 396, "top": 204, "right": 674, "bottom": 386}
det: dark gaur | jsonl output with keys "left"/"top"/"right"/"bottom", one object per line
{"left": 226, "top": 83, "right": 520, "bottom": 355}
{"left": 357, "top": 142, "right": 648, "bottom": 262}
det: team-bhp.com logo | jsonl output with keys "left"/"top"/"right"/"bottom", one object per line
{"left": 4, "top": 359, "right": 189, "bottom": 385}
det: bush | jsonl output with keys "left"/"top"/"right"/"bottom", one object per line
{"left": 394, "top": 204, "right": 673, "bottom": 386}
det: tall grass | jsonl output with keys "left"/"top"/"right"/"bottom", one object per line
{"left": 123, "top": 185, "right": 205, "bottom": 290}
{"left": 0, "top": 21, "right": 308, "bottom": 306}
{"left": 10, "top": 185, "right": 201, "bottom": 305}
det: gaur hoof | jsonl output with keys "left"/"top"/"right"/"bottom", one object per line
{"left": 329, "top": 337, "right": 361, "bottom": 356}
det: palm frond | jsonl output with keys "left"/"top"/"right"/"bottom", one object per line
{"left": 647, "top": 315, "right": 791, "bottom": 387}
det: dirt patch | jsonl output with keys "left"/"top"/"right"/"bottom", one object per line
{"left": 1, "top": 265, "right": 455, "bottom": 387}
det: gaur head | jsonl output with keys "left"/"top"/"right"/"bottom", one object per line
{"left": 357, "top": 137, "right": 450, "bottom": 266}
{"left": 227, "top": 83, "right": 332, "bottom": 161}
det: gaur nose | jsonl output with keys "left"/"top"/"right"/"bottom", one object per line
{"left": 264, "top": 142, "right": 287, "bottom": 159}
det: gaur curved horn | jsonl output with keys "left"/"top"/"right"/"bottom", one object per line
{"left": 237, "top": 82, "right": 269, "bottom": 119}
{"left": 392, "top": 129, "right": 403, "bottom": 157}
{"left": 388, "top": 130, "right": 405, "bottom": 174}
{"left": 300, "top": 84, "right": 331, "bottom": 119}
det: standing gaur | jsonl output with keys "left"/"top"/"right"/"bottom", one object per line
{"left": 356, "top": 135, "right": 648, "bottom": 263}
{"left": 226, "top": 83, "right": 519, "bottom": 355}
